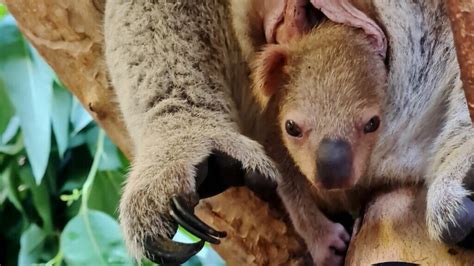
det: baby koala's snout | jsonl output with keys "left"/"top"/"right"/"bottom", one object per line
{"left": 316, "top": 138, "right": 353, "bottom": 189}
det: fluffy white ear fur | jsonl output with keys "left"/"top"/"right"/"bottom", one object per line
{"left": 251, "top": 45, "right": 289, "bottom": 109}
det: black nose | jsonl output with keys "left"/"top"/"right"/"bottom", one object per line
{"left": 316, "top": 138, "right": 353, "bottom": 189}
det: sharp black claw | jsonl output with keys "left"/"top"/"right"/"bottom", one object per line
{"left": 171, "top": 196, "right": 227, "bottom": 238}
{"left": 144, "top": 236, "right": 204, "bottom": 266}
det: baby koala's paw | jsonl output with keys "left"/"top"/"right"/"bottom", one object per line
{"left": 309, "top": 222, "right": 350, "bottom": 266}
{"left": 427, "top": 166, "right": 474, "bottom": 246}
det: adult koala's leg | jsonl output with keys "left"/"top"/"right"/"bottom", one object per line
{"left": 104, "top": 1, "right": 278, "bottom": 264}
{"left": 426, "top": 80, "right": 474, "bottom": 246}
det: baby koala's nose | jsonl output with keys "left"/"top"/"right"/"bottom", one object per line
{"left": 316, "top": 138, "right": 353, "bottom": 189}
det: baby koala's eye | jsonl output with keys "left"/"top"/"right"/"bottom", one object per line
{"left": 285, "top": 120, "right": 303, "bottom": 138}
{"left": 363, "top": 116, "right": 381, "bottom": 134}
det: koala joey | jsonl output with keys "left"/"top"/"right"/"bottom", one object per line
{"left": 251, "top": 19, "right": 386, "bottom": 265}
{"left": 245, "top": 0, "right": 474, "bottom": 265}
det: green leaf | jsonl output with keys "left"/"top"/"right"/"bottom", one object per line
{"left": 18, "top": 223, "right": 47, "bottom": 265}
{"left": 86, "top": 127, "right": 122, "bottom": 170}
{"left": 0, "top": 16, "right": 24, "bottom": 60}
{"left": 0, "top": 5, "right": 8, "bottom": 20}
{"left": 0, "top": 134, "right": 23, "bottom": 155}
{"left": 70, "top": 98, "right": 92, "bottom": 136}
{"left": 173, "top": 230, "right": 224, "bottom": 266}
{"left": 0, "top": 20, "right": 53, "bottom": 184}
{"left": 45, "top": 250, "right": 64, "bottom": 266}
{"left": 68, "top": 131, "right": 88, "bottom": 149}
{"left": 0, "top": 172, "right": 7, "bottom": 205}
{"left": 59, "top": 149, "right": 90, "bottom": 193}
{"left": 60, "top": 210, "right": 133, "bottom": 266}
{"left": 80, "top": 130, "right": 104, "bottom": 211}
{"left": 2, "top": 162, "right": 24, "bottom": 214}
{"left": 1, "top": 116, "right": 20, "bottom": 144}
{"left": 88, "top": 171, "right": 125, "bottom": 218}
{"left": 51, "top": 82, "right": 72, "bottom": 158}
{"left": 176, "top": 226, "right": 200, "bottom": 243}
{"left": 19, "top": 165, "right": 53, "bottom": 233}
{"left": 0, "top": 79, "right": 15, "bottom": 133}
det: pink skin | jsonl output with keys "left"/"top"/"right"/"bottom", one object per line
{"left": 260, "top": 0, "right": 286, "bottom": 43}
{"left": 262, "top": 0, "right": 387, "bottom": 57}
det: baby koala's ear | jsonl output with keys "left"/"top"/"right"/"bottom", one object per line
{"left": 251, "top": 45, "right": 289, "bottom": 109}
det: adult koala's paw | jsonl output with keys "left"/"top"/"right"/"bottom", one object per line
{"left": 427, "top": 165, "right": 474, "bottom": 247}
{"left": 119, "top": 134, "right": 278, "bottom": 265}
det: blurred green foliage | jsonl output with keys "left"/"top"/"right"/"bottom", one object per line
{"left": 0, "top": 5, "right": 7, "bottom": 19}
{"left": 0, "top": 6, "right": 224, "bottom": 266}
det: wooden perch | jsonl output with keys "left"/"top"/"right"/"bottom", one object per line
{"left": 447, "top": 0, "right": 474, "bottom": 124}
{"left": 4, "top": 0, "right": 474, "bottom": 265}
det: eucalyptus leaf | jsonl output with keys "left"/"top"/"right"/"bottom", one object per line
{"left": 30, "top": 42, "right": 56, "bottom": 79}
{"left": 18, "top": 223, "right": 47, "bottom": 265}
{"left": 1, "top": 116, "right": 20, "bottom": 144}
{"left": 61, "top": 210, "right": 133, "bottom": 266}
{"left": 0, "top": 20, "right": 53, "bottom": 183}
{"left": 0, "top": 171, "right": 7, "bottom": 205}
{"left": 173, "top": 229, "right": 224, "bottom": 266}
{"left": 59, "top": 145, "right": 94, "bottom": 195}
{"left": 0, "top": 16, "right": 24, "bottom": 60}
{"left": 0, "top": 4, "right": 8, "bottom": 20}
{"left": 70, "top": 98, "right": 92, "bottom": 136}
{"left": 0, "top": 79, "right": 15, "bottom": 133}
{"left": 51, "top": 82, "right": 72, "bottom": 158}
{"left": 88, "top": 171, "right": 124, "bottom": 218}
{"left": 86, "top": 127, "right": 122, "bottom": 170}
{"left": 19, "top": 165, "right": 54, "bottom": 233}
{"left": 68, "top": 131, "right": 88, "bottom": 149}
{"left": 2, "top": 161, "right": 24, "bottom": 214}
{"left": 0, "top": 134, "right": 23, "bottom": 155}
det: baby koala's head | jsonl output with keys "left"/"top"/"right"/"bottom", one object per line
{"left": 252, "top": 21, "right": 386, "bottom": 190}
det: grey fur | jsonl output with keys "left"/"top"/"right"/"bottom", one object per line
{"left": 368, "top": 0, "right": 474, "bottom": 243}
{"left": 104, "top": 0, "right": 278, "bottom": 260}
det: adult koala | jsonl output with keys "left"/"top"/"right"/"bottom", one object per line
{"left": 104, "top": 0, "right": 473, "bottom": 265}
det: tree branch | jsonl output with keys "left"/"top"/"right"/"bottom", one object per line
{"left": 447, "top": 0, "right": 474, "bottom": 124}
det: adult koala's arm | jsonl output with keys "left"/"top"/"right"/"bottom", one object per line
{"left": 104, "top": 0, "right": 278, "bottom": 264}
